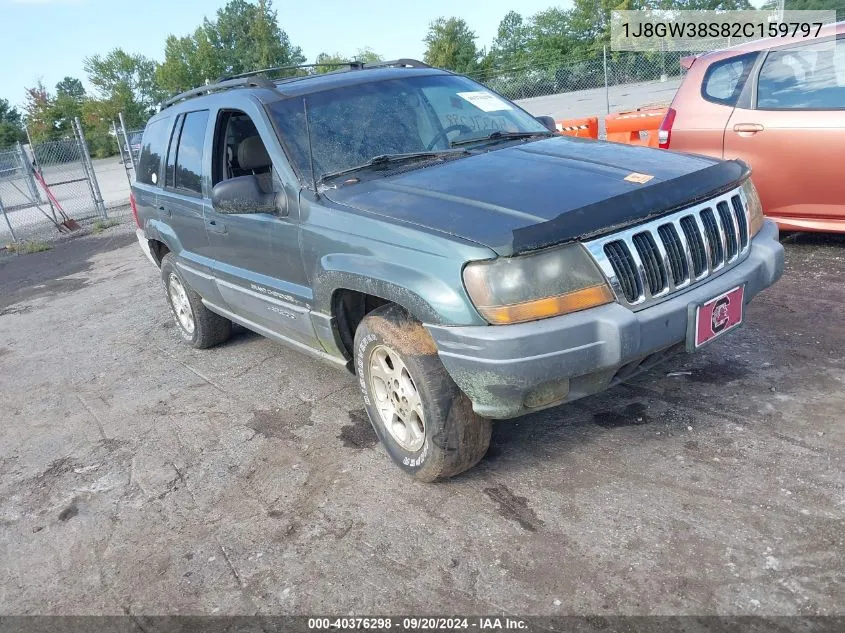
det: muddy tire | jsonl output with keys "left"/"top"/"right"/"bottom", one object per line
{"left": 161, "top": 253, "right": 231, "bottom": 349}
{"left": 353, "top": 304, "right": 491, "bottom": 482}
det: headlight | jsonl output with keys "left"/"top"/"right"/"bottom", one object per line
{"left": 742, "top": 177, "right": 764, "bottom": 237}
{"left": 463, "top": 243, "right": 614, "bottom": 325}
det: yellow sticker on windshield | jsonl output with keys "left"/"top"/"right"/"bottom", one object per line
{"left": 624, "top": 172, "right": 654, "bottom": 184}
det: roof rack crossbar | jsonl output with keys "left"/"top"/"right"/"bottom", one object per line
{"left": 363, "top": 58, "right": 430, "bottom": 69}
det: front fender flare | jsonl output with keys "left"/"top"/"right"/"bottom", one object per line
{"left": 312, "top": 254, "right": 481, "bottom": 326}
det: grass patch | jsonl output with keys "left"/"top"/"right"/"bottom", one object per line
{"left": 91, "top": 219, "right": 122, "bottom": 234}
{"left": 4, "top": 240, "right": 52, "bottom": 254}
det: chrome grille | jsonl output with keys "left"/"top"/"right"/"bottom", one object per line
{"left": 631, "top": 232, "right": 666, "bottom": 296}
{"left": 585, "top": 187, "right": 751, "bottom": 310}
{"left": 700, "top": 208, "right": 724, "bottom": 267}
{"left": 657, "top": 224, "right": 687, "bottom": 285}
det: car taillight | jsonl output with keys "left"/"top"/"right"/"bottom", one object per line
{"left": 658, "top": 107, "right": 676, "bottom": 149}
{"left": 130, "top": 192, "right": 140, "bottom": 228}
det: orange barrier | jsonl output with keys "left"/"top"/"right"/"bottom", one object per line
{"left": 555, "top": 116, "right": 598, "bottom": 140}
{"left": 604, "top": 106, "right": 668, "bottom": 148}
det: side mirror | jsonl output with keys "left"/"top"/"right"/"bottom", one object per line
{"left": 535, "top": 115, "right": 558, "bottom": 134}
{"left": 211, "top": 174, "right": 286, "bottom": 216}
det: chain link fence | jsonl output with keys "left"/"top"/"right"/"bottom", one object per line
{"left": 0, "top": 118, "right": 127, "bottom": 244}
{"left": 470, "top": 47, "right": 713, "bottom": 125}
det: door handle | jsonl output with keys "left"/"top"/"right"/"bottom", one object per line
{"left": 207, "top": 219, "right": 227, "bottom": 234}
{"left": 158, "top": 205, "right": 171, "bottom": 217}
{"left": 733, "top": 123, "right": 764, "bottom": 135}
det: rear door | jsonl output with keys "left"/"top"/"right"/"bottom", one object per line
{"left": 161, "top": 109, "right": 218, "bottom": 299}
{"left": 724, "top": 37, "right": 845, "bottom": 220}
{"left": 133, "top": 116, "right": 171, "bottom": 227}
{"left": 670, "top": 52, "right": 759, "bottom": 158}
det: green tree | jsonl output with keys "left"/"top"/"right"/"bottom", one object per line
{"left": 157, "top": 28, "right": 223, "bottom": 95}
{"left": 490, "top": 11, "right": 530, "bottom": 69}
{"left": 51, "top": 76, "right": 86, "bottom": 136}
{"left": 82, "top": 48, "right": 160, "bottom": 157}
{"left": 158, "top": 0, "right": 305, "bottom": 95}
{"left": 23, "top": 82, "right": 55, "bottom": 142}
{"left": 526, "top": 8, "right": 577, "bottom": 63}
{"left": 55, "top": 76, "right": 86, "bottom": 101}
{"left": 0, "top": 98, "right": 25, "bottom": 149}
{"left": 423, "top": 17, "right": 480, "bottom": 73}
{"left": 762, "top": 0, "right": 840, "bottom": 10}
{"left": 83, "top": 48, "right": 161, "bottom": 111}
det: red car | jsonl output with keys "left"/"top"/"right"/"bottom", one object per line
{"left": 659, "top": 21, "right": 845, "bottom": 233}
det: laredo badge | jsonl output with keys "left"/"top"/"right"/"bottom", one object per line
{"left": 624, "top": 172, "right": 654, "bottom": 184}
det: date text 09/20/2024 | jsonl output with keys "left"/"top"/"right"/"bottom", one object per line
{"left": 307, "top": 617, "right": 529, "bottom": 630}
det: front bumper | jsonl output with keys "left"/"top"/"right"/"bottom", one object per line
{"left": 427, "top": 220, "right": 784, "bottom": 419}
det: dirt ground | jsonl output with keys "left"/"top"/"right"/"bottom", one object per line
{"left": 0, "top": 224, "right": 843, "bottom": 616}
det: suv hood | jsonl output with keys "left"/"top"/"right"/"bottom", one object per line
{"left": 324, "top": 137, "right": 749, "bottom": 256}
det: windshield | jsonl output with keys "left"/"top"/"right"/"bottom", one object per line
{"left": 267, "top": 74, "right": 549, "bottom": 183}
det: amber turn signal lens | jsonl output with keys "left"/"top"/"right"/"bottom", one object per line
{"left": 476, "top": 284, "right": 615, "bottom": 325}
{"left": 750, "top": 208, "right": 765, "bottom": 237}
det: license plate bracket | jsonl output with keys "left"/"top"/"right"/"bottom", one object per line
{"left": 686, "top": 284, "right": 746, "bottom": 351}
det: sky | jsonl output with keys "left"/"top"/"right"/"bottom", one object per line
{"left": 0, "top": 0, "right": 563, "bottom": 109}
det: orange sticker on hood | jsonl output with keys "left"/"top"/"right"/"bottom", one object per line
{"left": 624, "top": 172, "right": 654, "bottom": 184}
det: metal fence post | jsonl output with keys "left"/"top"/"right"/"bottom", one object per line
{"left": 113, "top": 120, "right": 134, "bottom": 189}
{"left": 16, "top": 141, "right": 41, "bottom": 204}
{"left": 118, "top": 112, "right": 137, "bottom": 173}
{"left": 603, "top": 45, "right": 611, "bottom": 114}
{"left": 72, "top": 118, "right": 100, "bottom": 218}
{"left": 0, "top": 195, "right": 17, "bottom": 243}
{"left": 73, "top": 117, "right": 108, "bottom": 219}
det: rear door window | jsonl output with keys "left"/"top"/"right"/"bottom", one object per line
{"left": 702, "top": 53, "right": 758, "bottom": 106}
{"left": 137, "top": 116, "right": 171, "bottom": 186}
{"left": 757, "top": 39, "right": 845, "bottom": 110}
{"left": 165, "top": 115, "right": 182, "bottom": 189}
{"left": 174, "top": 110, "right": 209, "bottom": 194}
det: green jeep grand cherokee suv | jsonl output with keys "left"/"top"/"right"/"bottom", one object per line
{"left": 132, "top": 60, "right": 784, "bottom": 481}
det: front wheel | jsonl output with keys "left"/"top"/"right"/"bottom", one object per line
{"left": 354, "top": 304, "right": 491, "bottom": 482}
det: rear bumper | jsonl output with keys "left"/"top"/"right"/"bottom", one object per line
{"left": 427, "top": 220, "right": 784, "bottom": 419}
{"left": 136, "top": 228, "right": 157, "bottom": 266}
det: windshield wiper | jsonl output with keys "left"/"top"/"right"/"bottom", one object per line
{"left": 450, "top": 130, "right": 554, "bottom": 147}
{"left": 318, "top": 150, "right": 467, "bottom": 184}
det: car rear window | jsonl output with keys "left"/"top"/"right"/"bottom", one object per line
{"left": 137, "top": 117, "right": 171, "bottom": 186}
{"left": 702, "top": 53, "right": 757, "bottom": 106}
{"left": 757, "top": 38, "right": 845, "bottom": 110}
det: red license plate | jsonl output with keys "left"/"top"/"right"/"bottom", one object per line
{"left": 692, "top": 285, "right": 745, "bottom": 348}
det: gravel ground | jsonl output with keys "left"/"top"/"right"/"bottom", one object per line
{"left": 0, "top": 223, "right": 843, "bottom": 616}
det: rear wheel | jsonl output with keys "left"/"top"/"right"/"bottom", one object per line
{"left": 354, "top": 304, "right": 491, "bottom": 482}
{"left": 161, "top": 253, "right": 231, "bottom": 349}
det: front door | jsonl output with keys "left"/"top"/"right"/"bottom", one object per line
{"left": 724, "top": 37, "right": 845, "bottom": 222}
{"left": 201, "top": 106, "right": 319, "bottom": 349}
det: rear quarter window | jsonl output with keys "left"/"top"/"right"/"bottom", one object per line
{"left": 702, "top": 53, "right": 758, "bottom": 106}
{"left": 137, "top": 117, "right": 171, "bottom": 186}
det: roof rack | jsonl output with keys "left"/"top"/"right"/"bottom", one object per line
{"left": 217, "top": 62, "right": 365, "bottom": 83}
{"left": 160, "top": 76, "right": 278, "bottom": 109}
{"left": 160, "top": 58, "right": 433, "bottom": 109}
